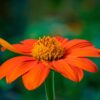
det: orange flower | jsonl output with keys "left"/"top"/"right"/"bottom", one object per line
{"left": 0, "top": 36, "right": 99, "bottom": 90}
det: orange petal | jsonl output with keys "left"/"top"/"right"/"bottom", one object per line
{"left": 64, "top": 39, "right": 93, "bottom": 49}
{"left": 0, "top": 38, "right": 23, "bottom": 54}
{"left": 51, "top": 59, "right": 79, "bottom": 82}
{"left": 22, "top": 62, "right": 50, "bottom": 90}
{"left": 55, "top": 36, "right": 68, "bottom": 42}
{"left": 6, "top": 61, "right": 36, "bottom": 83}
{"left": 68, "top": 47, "right": 100, "bottom": 57}
{"left": 13, "top": 39, "right": 37, "bottom": 54}
{"left": 20, "top": 39, "right": 36, "bottom": 45}
{"left": 0, "top": 38, "right": 37, "bottom": 55}
{"left": 13, "top": 44, "right": 32, "bottom": 54}
{"left": 66, "top": 57, "right": 98, "bottom": 72}
{"left": 70, "top": 66, "right": 84, "bottom": 81}
{"left": 55, "top": 36, "right": 68, "bottom": 46}
{"left": 0, "top": 56, "right": 34, "bottom": 80}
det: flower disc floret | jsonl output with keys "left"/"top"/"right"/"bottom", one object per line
{"left": 32, "top": 36, "right": 65, "bottom": 61}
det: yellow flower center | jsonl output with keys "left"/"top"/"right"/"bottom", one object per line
{"left": 32, "top": 36, "right": 65, "bottom": 61}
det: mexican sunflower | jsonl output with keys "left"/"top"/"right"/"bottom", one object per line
{"left": 0, "top": 36, "right": 100, "bottom": 90}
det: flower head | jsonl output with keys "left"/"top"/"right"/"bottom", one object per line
{"left": 0, "top": 36, "right": 100, "bottom": 90}
{"left": 32, "top": 36, "right": 65, "bottom": 61}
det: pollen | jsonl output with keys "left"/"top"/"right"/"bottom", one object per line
{"left": 32, "top": 36, "right": 65, "bottom": 61}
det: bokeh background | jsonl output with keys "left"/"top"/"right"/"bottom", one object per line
{"left": 0, "top": 0, "right": 100, "bottom": 100}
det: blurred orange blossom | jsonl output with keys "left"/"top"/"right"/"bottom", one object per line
{"left": 0, "top": 36, "right": 100, "bottom": 90}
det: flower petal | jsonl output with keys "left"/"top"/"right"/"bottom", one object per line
{"left": 22, "top": 62, "right": 50, "bottom": 90}
{"left": 55, "top": 36, "right": 68, "bottom": 46}
{"left": 6, "top": 61, "right": 36, "bottom": 83}
{"left": 64, "top": 39, "right": 93, "bottom": 49}
{"left": 66, "top": 57, "right": 98, "bottom": 72}
{"left": 55, "top": 36, "right": 68, "bottom": 42}
{"left": 0, "top": 38, "right": 22, "bottom": 54}
{"left": 68, "top": 47, "right": 100, "bottom": 57}
{"left": 70, "top": 66, "right": 84, "bottom": 81}
{"left": 20, "top": 39, "right": 36, "bottom": 45}
{"left": 0, "top": 38, "right": 37, "bottom": 54}
{"left": 13, "top": 39, "right": 37, "bottom": 54}
{"left": 13, "top": 44, "right": 32, "bottom": 54}
{"left": 0, "top": 56, "right": 34, "bottom": 80}
{"left": 51, "top": 59, "right": 79, "bottom": 82}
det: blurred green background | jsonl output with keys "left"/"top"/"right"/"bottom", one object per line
{"left": 0, "top": 0, "right": 100, "bottom": 100}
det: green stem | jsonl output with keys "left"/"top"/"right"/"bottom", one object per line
{"left": 45, "top": 71, "right": 55, "bottom": 100}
